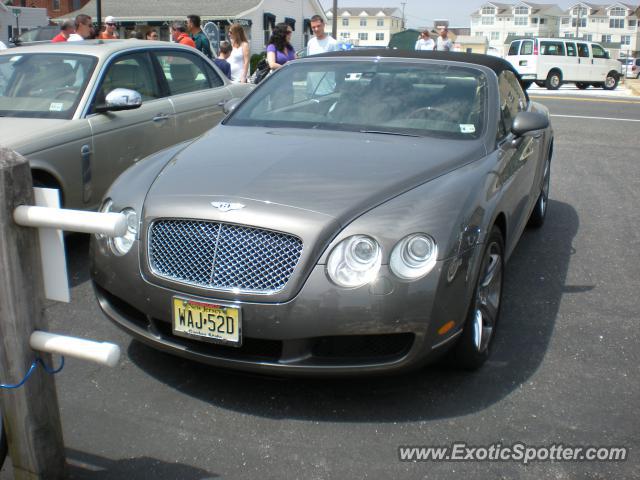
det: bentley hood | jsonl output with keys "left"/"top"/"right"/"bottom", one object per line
{"left": 146, "top": 125, "right": 486, "bottom": 224}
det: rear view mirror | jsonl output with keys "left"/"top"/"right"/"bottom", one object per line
{"left": 223, "top": 97, "right": 242, "bottom": 115}
{"left": 95, "top": 88, "right": 142, "bottom": 113}
{"left": 511, "top": 111, "right": 549, "bottom": 137}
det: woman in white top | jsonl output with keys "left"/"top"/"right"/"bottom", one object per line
{"left": 228, "top": 23, "right": 250, "bottom": 83}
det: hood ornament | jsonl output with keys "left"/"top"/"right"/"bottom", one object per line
{"left": 211, "top": 201, "right": 245, "bottom": 212}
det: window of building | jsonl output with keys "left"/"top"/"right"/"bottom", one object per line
{"left": 72, "top": 0, "right": 81, "bottom": 9}
{"left": 514, "top": 6, "right": 529, "bottom": 15}
{"left": 482, "top": 16, "right": 494, "bottom": 25}
{"left": 621, "top": 35, "right": 631, "bottom": 45}
{"left": 342, "top": 18, "right": 349, "bottom": 26}
{"left": 476, "top": 31, "right": 484, "bottom": 37}
{"left": 376, "top": 19, "right": 384, "bottom": 27}
{"left": 376, "top": 32, "right": 384, "bottom": 41}
{"left": 561, "top": 17, "right": 570, "bottom": 25}
{"left": 340, "top": 32, "right": 350, "bottom": 39}
{"left": 514, "top": 16, "right": 528, "bottom": 26}
{"left": 572, "top": 7, "right": 587, "bottom": 16}
{"left": 571, "top": 18, "right": 587, "bottom": 28}
{"left": 609, "top": 7, "right": 626, "bottom": 17}
{"left": 52, "top": 0, "right": 60, "bottom": 10}
{"left": 482, "top": 6, "right": 495, "bottom": 15}
{"left": 491, "top": 31, "right": 500, "bottom": 40}
{"left": 629, "top": 20, "right": 637, "bottom": 27}
{"left": 358, "top": 32, "right": 368, "bottom": 41}
{"left": 532, "top": 17, "right": 538, "bottom": 24}
{"left": 539, "top": 18, "right": 546, "bottom": 25}
{"left": 360, "top": 18, "right": 367, "bottom": 27}
{"left": 564, "top": 33, "right": 574, "bottom": 38}
{"left": 601, "top": 34, "right": 611, "bottom": 43}
{"left": 524, "top": 32, "right": 534, "bottom": 37}
{"left": 582, "top": 34, "right": 592, "bottom": 41}
{"left": 609, "top": 18, "right": 624, "bottom": 29}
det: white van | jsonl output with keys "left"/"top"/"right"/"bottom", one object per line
{"left": 506, "top": 38, "right": 621, "bottom": 90}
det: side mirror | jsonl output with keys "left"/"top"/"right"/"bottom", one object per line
{"left": 511, "top": 111, "right": 549, "bottom": 137}
{"left": 95, "top": 88, "right": 142, "bottom": 113}
{"left": 223, "top": 97, "right": 242, "bottom": 115}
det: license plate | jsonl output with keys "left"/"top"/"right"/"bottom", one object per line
{"left": 172, "top": 297, "right": 241, "bottom": 346}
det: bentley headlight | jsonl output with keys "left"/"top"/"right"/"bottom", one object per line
{"left": 110, "top": 208, "right": 138, "bottom": 256}
{"left": 327, "top": 235, "right": 382, "bottom": 288}
{"left": 390, "top": 234, "right": 437, "bottom": 280}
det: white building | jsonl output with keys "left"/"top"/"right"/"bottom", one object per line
{"left": 558, "top": 3, "right": 640, "bottom": 56}
{"left": 470, "top": 2, "right": 564, "bottom": 56}
{"left": 325, "top": 7, "right": 403, "bottom": 47}
{"left": 63, "top": 0, "right": 326, "bottom": 55}
{"left": 0, "top": 4, "right": 48, "bottom": 46}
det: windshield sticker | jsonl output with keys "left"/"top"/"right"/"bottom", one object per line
{"left": 460, "top": 124, "right": 476, "bottom": 134}
{"left": 49, "top": 102, "right": 64, "bottom": 112}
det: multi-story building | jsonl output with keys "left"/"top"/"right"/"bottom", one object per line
{"left": 558, "top": 3, "right": 639, "bottom": 57}
{"left": 470, "top": 2, "right": 564, "bottom": 56}
{"left": 14, "top": 0, "right": 90, "bottom": 18}
{"left": 325, "top": 7, "right": 403, "bottom": 47}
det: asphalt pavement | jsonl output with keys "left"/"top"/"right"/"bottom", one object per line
{"left": 2, "top": 93, "right": 639, "bottom": 480}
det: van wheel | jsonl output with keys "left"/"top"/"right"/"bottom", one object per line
{"left": 603, "top": 72, "right": 619, "bottom": 90}
{"left": 545, "top": 71, "right": 562, "bottom": 90}
{"left": 575, "top": 82, "right": 590, "bottom": 90}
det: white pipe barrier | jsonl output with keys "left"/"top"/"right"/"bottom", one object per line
{"left": 30, "top": 331, "right": 121, "bottom": 368}
{"left": 13, "top": 205, "right": 127, "bottom": 237}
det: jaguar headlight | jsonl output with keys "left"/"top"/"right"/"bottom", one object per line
{"left": 110, "top": 208, "right": 138, "bottom": 256}
{"left": 390, "top": 233, "right": 437, "bottom": 280}
{"left": 327, "top": 235, "right": 382, "bottom": 288}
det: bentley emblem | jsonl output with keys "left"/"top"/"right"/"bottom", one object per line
{"left": 211, "top": 201, "right": 245, "bottom": 212}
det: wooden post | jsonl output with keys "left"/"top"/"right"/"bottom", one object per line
{"left": 0, "top": 148, "right": 65, "bottom": 479}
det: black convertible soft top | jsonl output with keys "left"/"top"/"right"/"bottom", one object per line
{"left": 314, "top": 49, "right": 520, "bottom": 78}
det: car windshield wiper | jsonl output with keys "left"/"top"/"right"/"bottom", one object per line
{"left": 359, "top": 129, "right": 421, "bottom": 138}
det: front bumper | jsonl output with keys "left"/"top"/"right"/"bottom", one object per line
{"left": 92, "top": 240, "right": 480, "bottom": 376}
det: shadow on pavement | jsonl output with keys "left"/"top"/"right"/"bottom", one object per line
{"left": 127, "top": 200, "right": 582, "bottom": 423}
{"left": 65, "top": 449, "right": 218, "bottom": 479}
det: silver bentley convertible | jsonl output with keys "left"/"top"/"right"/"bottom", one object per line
{"left": 91, "top": 51, "right": 553, "bottom": 376}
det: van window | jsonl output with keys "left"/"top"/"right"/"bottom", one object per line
{"left": 591, "top": 44, "right": 608, "bottom": 59}
{"left": 577, "top": 43, "right": 589, "bottom": 58}
{"left": 520, "top": 40, "right": 533, "bottom": 55}
{"left": 508, "top": 41, "right": 521, "bottom": 56}
{"left": 566, "top": 42, "right": 576, "bottom": 56}
{"left": 540, "top": 41, "right": 565, "bottom": 56}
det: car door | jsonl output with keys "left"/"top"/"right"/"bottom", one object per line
{"left": 590, "top": 43, "right": 611, "bottom": 82}
{"left": 153, "top": 50, "right": 230, "bottom": 141}
{"left": 495, "top": 70, "right": 541, "bottom": 254}
{"left": 564, "top": 41, "right": 580, "bottom": 80}
{"left": 87, "top": 51, "right": 176, "bottom": 205}
{"left": 576, "top": 42, "right": 593, "bottom": 80}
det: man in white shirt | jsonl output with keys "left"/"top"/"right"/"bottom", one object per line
{"left": 68, "top": 14, "right": 94, "bottom": 41}
{"left": 306, "top": 15, "right": 338, "bottom": 95}
{"left": 414, "top": 30, "right": 435, "bottom": 51}
{"left": 436, "top": 28, "right": 453, "bottom": 51}
{"left": 306, "top": 15, "right": 338, "bottom": 56}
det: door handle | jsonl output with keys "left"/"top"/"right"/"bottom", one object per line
{"left": 153, "top": 114, "right": 170, "bottom": 122}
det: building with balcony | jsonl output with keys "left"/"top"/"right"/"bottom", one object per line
{"left": 558, "top": 3, "right": 639, "bottom": 57}
{"left": 470, "top": 2, "right": 564, "bottom": 55}
{"left": 325, "top": 7, "right": 403, "bottom": 47}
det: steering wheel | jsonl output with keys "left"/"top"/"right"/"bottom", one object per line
{"left": 406, "top": 105, "right": 458, "bottom": 123}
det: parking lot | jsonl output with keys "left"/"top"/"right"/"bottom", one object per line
{"left": 1, "top": 91, "right": 639, "bottom": 479}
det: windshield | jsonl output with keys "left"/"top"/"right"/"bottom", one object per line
{"left": 226, "top": 60, "right": 487, "bottom": 139}
{"left": 0, "top": 53, "right": 97, "bottom": 119}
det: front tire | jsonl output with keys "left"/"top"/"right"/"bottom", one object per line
{"left": 528, "top": 157, "right": 551, "bottom": 228}
{"left": 603, "top": 72, "right": 619, "bottom": 90}
{"left": 452, "top": 226, "right": 504, "bottom": 370}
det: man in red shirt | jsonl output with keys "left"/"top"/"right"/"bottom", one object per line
{"left": 171, "top": 22, "right": 195, "bottom": 47}
{"left": 51, "top": 20, "right": 75, "bottom": 42}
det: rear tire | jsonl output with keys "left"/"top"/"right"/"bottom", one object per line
{"left": 545, "top": 70, "right": 562, "bottom": 90}
{"left": 451, "top": 226, "right": 504, "bottom": 370}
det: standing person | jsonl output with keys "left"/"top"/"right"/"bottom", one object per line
{"left": 187, "top": 15, "right": 212, "bottom": 59}
{"left": 51, "top": 20, "right": 75, "bottom": 42}
{"left": 171, "top": 22, "right": 195, "bottom": 47}
{"left": 214, "top": 41, "right": 232, "bottom": 79}
{"left": 145, "top": 30, "right": 159, "bottom": 40}
{"left": 436, "top": 28, "right": 453, "bottom": 51}
{"left": 415, "top": 30, "right": 435, "bottom": 51}
{"left": 68, "top": 14, "right": 94, "bottom": 41}
{"left": 228, "top": 24, "right": 250, "bottom": 83}
{"left": 306, "top": 15, "right": 337, "bottom": 56}
{"left": 266, "top": 23, "right": 295, "bottom": 71}
{"left": 97, "top": 16, "right": 119, "bottom": 39}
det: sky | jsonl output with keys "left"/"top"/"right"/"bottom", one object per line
{"left": 318, "top": 0, "right": 580, "bottom": 28}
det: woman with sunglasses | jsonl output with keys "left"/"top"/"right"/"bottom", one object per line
{"left": 266, "top": 23, "right": 295, "bottom": 71}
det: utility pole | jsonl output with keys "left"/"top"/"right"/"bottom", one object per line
{"left": 401, "top": 2, "right": 407, "bottom": 30}
{"left": 332, "top": 0, "right": 338, "bottom": 44}
{"left": 96, "top": 0, "right": 102, "bottom": 36}
{"left": 575, "top": 6, "right": 583, "bottom": 39}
